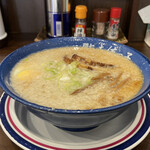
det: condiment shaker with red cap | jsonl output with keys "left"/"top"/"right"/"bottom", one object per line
{"left": 106, "top": 7, "right": 122, "bottom": 40}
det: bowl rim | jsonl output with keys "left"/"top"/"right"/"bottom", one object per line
{"left": 0, "top": 37, "right": 150, "bottom": 114}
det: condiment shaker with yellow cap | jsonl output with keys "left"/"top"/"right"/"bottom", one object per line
{"left": 74, "top": 5, "right": 87, "bottom": 37}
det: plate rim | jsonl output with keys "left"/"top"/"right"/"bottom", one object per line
{"left": 0, "top": 92, "right": 150, "bottom": 150}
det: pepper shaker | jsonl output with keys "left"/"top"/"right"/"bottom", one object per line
{"left": 106, "top": 7, "right": 122, "bottom": 40}
{"left": 74, "top": 5, "right": 87, "bottom": 37}
{"left": 92, "top": 8, "right": 109, "bottom": 38}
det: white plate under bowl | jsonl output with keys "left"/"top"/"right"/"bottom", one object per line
{"left": 0, "top": 93, "right": 150, "bottom": 150}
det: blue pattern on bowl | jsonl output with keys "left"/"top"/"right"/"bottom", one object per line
{"left": 0, "top": 37, "right": 150, "bottom": 131}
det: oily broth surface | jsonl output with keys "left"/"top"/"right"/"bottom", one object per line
{"left": 10, "top": 47, "right": 143, "bottom": 110}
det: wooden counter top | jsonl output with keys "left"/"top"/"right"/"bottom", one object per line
{"left": 0, "top": 34, "right": 150, "bottom": 150}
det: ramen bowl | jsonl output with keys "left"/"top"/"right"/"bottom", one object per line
{"left": 0, "top": 37, "right": 150, "bottom": 131}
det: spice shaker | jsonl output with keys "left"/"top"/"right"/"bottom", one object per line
{"left": 74, "top": 5, "right": 87, "bottom": 37}
{"left": 92, "top": 8, "right": 109, "bottom": 38}
{"left": 106, "top": 7, "right": 122, "bottom": 40}
{"left": 45, "top": 0, "right": 70, "bottom": 37}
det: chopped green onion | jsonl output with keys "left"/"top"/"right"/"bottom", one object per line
{"left": 43, "top": 60, "right": 96, "bottom": 94}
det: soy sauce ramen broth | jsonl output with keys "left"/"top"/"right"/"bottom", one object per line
{"left": 10, "top": 47, "right": 143, "bottom": 110}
